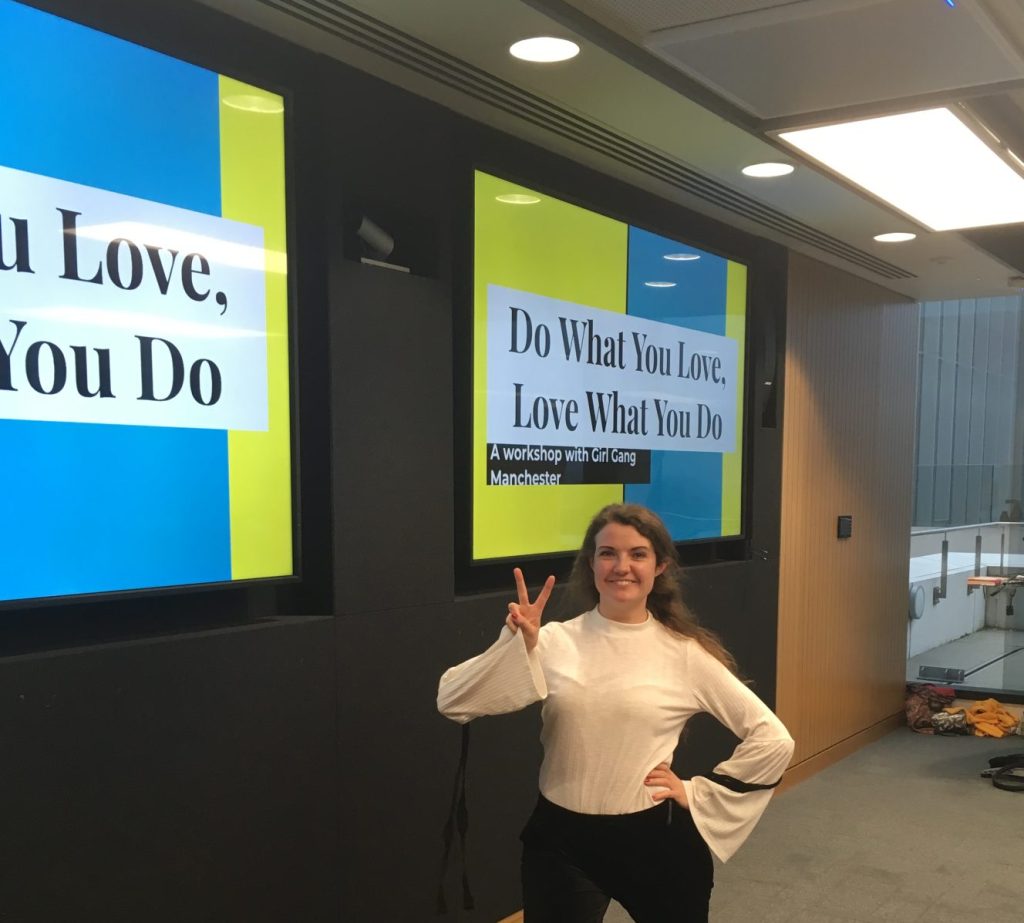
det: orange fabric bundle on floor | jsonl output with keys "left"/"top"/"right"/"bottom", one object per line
{"left": 944, "top": 699, "right": 1019, "bottom": 737}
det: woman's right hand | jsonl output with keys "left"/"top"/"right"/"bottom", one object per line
{"left": 506, "top": 567, "right": 555, "bottom": 653}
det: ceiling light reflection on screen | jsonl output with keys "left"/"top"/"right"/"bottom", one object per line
{"left": 75, "top": 221, "right": 287, "bottom": 274}
{"left": 495, "top": 193, "right": 541, "bottom": 204}
{"left": 222, "top": 94, "right": 284, "bottom": 114}
{"left": 28, "top": 305, "right": 266, "bottom": 339}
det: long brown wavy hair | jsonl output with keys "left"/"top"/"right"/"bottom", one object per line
{"left": 567, "top": 503, "right": 737, "bottom": 673}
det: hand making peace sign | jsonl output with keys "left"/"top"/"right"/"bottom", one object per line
{"left": 505, "top": 567, "right": 555, "bottom": 653}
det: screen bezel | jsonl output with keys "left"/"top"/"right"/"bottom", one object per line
{"left": 0, "top": 0, "right": 303, "bottom": 614}
{"left": 455, "top": 164, "right": 757, "bottom": 594}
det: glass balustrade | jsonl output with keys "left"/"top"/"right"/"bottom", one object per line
{"left": 908, "top": 503, "right": 1024, "bottom": 695}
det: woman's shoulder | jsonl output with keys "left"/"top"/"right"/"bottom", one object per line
{"left": 652, "top": 619, "right": 698, "bottom": 651}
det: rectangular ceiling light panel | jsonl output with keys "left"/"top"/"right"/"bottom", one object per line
{"left": 779, "top": 107, "right": 1024, "bottom": 231}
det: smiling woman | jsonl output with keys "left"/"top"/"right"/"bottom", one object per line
{"left": 438, "top": 503, "right": 795, "bottom": 923}
{"left": 589, "top": 521, "right": 666, "bottom": 622}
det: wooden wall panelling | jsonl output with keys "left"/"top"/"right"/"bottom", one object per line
{"left": 777, "top": 254, "right": 918, "bottom": 766}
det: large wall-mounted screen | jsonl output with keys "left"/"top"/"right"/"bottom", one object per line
{"left": 473, "top": 170, "right": 747, "bottom": 562}
{"left": 0, "top": 0, "right": 294, "bottom": 606}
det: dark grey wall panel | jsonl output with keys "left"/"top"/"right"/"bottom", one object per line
{"left": 336, "top": 599, "right": 544, "bottom": 923}
{"left": 330, "top": 264, "right": 455, "bottom": 615}
{"left": 0, "top": 618, "right": 339, "bottom": 923}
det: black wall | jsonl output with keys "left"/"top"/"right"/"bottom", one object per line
{"left": 0, "top": 2, "right": 787, "bottom": 920}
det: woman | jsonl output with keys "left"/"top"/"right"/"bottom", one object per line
{"left": 438, "top": 504, "right": 794, "bottom": 922}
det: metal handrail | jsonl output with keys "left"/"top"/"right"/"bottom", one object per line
{"left": 911, "top": 521, "right": 1018, "bottom": 537}
{"left": 912, "top": 521, "right": 1024, "bottom": 601}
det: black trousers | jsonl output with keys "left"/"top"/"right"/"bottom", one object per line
{"left": 520, "top": 795, "right": 714, "bottom": 923}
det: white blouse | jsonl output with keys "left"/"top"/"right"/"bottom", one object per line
{"left": 437, "top": 608, "right": 794, "bottom": 862}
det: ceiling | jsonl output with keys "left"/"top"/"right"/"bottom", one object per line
{"left": 200, "top": 0, "right": 1024, "bottom": 301}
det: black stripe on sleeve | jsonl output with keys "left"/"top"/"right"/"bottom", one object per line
{"left": 699, "top": 771, "right": 782, "bottom": 793}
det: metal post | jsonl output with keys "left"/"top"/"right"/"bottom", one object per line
{"left": 933, "top": 538, "right": 948, "bottom": 605}
{"left": 969, "top": 532, "right": 982, "bottom": 595}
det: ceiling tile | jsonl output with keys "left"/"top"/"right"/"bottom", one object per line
{"left": 641, "top": 0, "right": 1024, "bottom": 119}
{"left": 563, "top": 0, "right": 799, "bottom": 35}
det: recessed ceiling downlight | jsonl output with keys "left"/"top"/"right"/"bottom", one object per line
{"left": 509, "top": 37, "right": 580, "bottom": 63}
{"left": 664, "top": 253, "right": 700, "bottom": 261}
{"left": 644, "top": 281, "right": 676, "bottom": 288}
{"left": 495, "top": 193, "right": 541, "bottom": 205}
{"left": 741, "top": 162, "right": 795, "bottom": 178}
{"left": 874, "top": 232, "right": 917, "bottom": 243}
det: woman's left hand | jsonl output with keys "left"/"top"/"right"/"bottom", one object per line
{"left": 644, "top": 761, "right": 689, "bottom": 809}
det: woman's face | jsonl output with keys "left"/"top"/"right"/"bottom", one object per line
{"left": 591, "top": 522, "right": 666, "bottom": 611}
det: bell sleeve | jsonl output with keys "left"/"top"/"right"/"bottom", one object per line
{"left": 437, "top": 626, "right": 548, "bottom": 724}
{"left": 680, "top": 644, "right": 795, "bottom": 862}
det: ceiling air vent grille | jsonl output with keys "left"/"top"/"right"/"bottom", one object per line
{"left": 257, "top": 0, "right": 914, "bottom": 281}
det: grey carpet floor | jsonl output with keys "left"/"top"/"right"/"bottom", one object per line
{"left": 606, "top": 728, "right": 1024, "bottom": 922}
